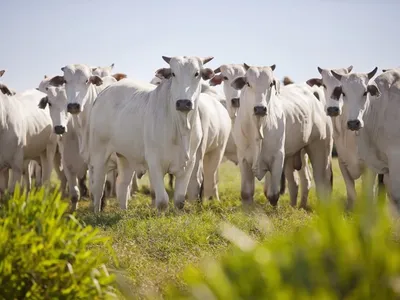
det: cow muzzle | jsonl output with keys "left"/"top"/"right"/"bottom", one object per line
{"left": 231, "top": 98, "right": 240, "bottom": 108}
{"left": 54, "top": 125, "right": 66, "bottom": 135}
{"left": 347, "top": 120, "right": 361, "bottom": 131}
{"left": 176, "top": 99, "right": 193, "bottom": 112}
{"left": 326, "top": 106, "right": 340, "bottom": 117}
{"left": 254, "top": 105, "right": 267, "bottom": 116}
{"left": 67, "top": 103, "right": 81, "bottom": 114}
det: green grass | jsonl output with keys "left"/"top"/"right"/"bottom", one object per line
{"left": 68, "top": 158, "right": 362, "bottom": 299}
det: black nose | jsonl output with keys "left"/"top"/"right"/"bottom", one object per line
{"left": 54, "top": 125, "right": 65, "bottom": 135}
{"left": 67, "top": 103, "right": 81, "bottom": 114}
{"left": 176, "top": 99, "right": 193, "bottom": 112}
{"left": 254, "top": 105, "right": 267, "bottom": 116}
{"left": 231, "top": 98, "right": 240, "bottom": 108}
{"left": 327, "top": 106, "right": 340, "bottom": 117}
{"left": 347, "top": 120, "right": 361, "bottom": 131}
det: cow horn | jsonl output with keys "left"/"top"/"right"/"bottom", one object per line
{"left": 214, "top": 67, "right": 221, "bottom": 73}
{"left": 162, "top": 56, "right": 172, "bottom": 64}
{"left": 367, "top": 67, "right": 378, "bottom": 80}
{"left": 244, "top": 63, "right": 250, "bottom": 71}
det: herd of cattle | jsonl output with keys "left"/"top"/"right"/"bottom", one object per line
{"left": 0, "top": 56, "right": 398, "bottom": 214}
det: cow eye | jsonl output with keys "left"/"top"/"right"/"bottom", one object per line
{"left": 322, "top": 84, "right": 327, "bottom": 89}
{"left": 270, "top": 80, "right": 275, "bottom": 87}
{"left": 45, "top": 87, "right": 49, "bottom": 91}
{"left": 223, "top": 76, "right": 228, "bottom": 80}
{"left": 172, "top": 73, "right": 175, "bottom": 77}
{"left": 194, "top": 72, "right": 199, "bottom": 77}
{"left": 363, "top": 91, "right": 368, "bottom": 96}
{"left": 48, "top": 102, "right": 52, "bottom": 107}
{"left": 247, "top": 82, "right": 251, "bottom": 87}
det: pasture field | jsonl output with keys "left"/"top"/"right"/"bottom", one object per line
{"left": 68, "top": 157, "right": 363, "bottom": 299}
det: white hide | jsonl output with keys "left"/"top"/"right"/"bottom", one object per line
{"left": 86, "top": 56, "right": 213, "bottom": 212}
{"left": 330, "top": 68, "right": 400, "bottom": 209}
{"left": 232, "top": 65, "right": 333, "bottom": 207}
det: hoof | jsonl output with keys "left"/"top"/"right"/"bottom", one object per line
{"left": 100, "top": 192, "right": 107, "bottom": 212}
{"left": 156, "top": 201, "right": 168, "bottom": 211}
{"left": 71, "top": 195, "right": 79, "bottom": 211}
{"left": 267, "top": 193, "right": 280, "bottom": 207}
{"left": 174, "top": 196, "right": 185, "bottom": 210}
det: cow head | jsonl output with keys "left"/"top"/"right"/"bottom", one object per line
{"left": 231, "top": 63, "right": 278, "bottom": 139}
{"left": 209, "top": 64, "right": 246, "bottom": 119}
{"left": 330, "top": 67, "right": 379, "bottom": 131}
{"left": 156, "top": 56, "right": 214, "bottom": 113}
{"left": 307, "top": 65, "right": 353, "bottom": 117}
{"left": 38, "top": 77, "right": 70, "bottom": 134}
{"left": 92, "top": 63, "right": 115, "bottom": 77}
{"left": 48, "top": 64, "right": 103, "bottom": 115}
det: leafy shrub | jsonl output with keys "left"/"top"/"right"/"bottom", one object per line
{"left": 0, "top": 185, "right": 117, "bottom": 299}
{"left": 167, "top": 194, "right": 400, "bottom": 299}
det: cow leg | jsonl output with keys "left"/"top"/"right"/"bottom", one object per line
{"left": 306, "top": 141, "right": 332, "bottom": 202}
{"left": 361, "top": 168, "right": 378, "bottom": 205}
{"left": 78, "top": 169, "right": 88, "bottom": 197}
{"left": 186, "top": 149, "right": 203, "bottom": 202}
{"left": 89, "top": 157, "right": 107, "bottom": 214}
{"left": 9, "top": 150, "right": 23, "bottom": 194}
{"left": 266, "top": 153, "right": 284, "bottom": 206}
{"left": 148, "top": 162, "right": 169, "bottom": 210}
{"left": 53, "top": 148, "right": 67, "bottom": 196}
{"left": 174, "top": 158, "right": 197, "bottom": 209}
{"left": 203, "top": 148, "right": 226, "bottom": 201}
{"left": 22, "top": 161, "right": 31, "bottom": 192}
{"left": 63, "top": 165, "right": 80, "bottom": 211}
{"left": 239, "top": 159, "right": 255, "bottom": 204}
{"left": 284, "top": 156, "right": 298, "bottom": 207}
{"left": 130, "top": 172, "right": 139, "bottom": 195}
{"left": 41, "top": 142, "right": 57, "bottom": 186}
{"left": 116, "top": 156, "right": 135, "bottom": 210}
{"left": 337, "top": 159, "right": 356, "bottom": 209}
{"left": 299, "top": 152, "right": 312, "bottom": 209}
{"left": 0, "top": 168, "right": 9, "bottom": 194}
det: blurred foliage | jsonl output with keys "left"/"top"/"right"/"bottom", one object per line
{"left": 0, "top": 185, "right": 117, "bottom": 299}
{"left": 166, "top": 188, "right": 400, "bottom": 299}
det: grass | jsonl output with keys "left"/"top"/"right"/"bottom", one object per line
{"left": 66, "top": 158, "right": 362, "bottom": 299}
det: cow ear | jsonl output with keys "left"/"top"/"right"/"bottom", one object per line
{"left": 283, "top": 76, "right": 294, "bottom": 86}
{"left": 0, "top": 70, "right": 4, "bottom": 77}
{"left": 367, "top": 85, "right": 381, "bottom": 97}
{"left": 0, "top": 84, "right": 13, "bottom": 96}
{"left": 306, "top": 78, "right": 323, "bottom": 87}
{"left": 231, "top": 77, "right": 247, "bottom": 90}
{"left": 209, "top": 74, "right": 224, "bottom": 86}
{"left": 49, "top": 76, "right": 66, "bottom": 87}
{"left": 88, "top": 75, "right": 103, "bottom": 86}
{"left": 38, "top": 96, "right": 48, "bottom": 109}
{"left": 112, "top": 73, "right": 127, "bottom": 81}
{"left": 156, "top": 68, "right": 172, "bottom": 79}
{"left": 201, "top": 68, "right": 215, "bottom": 80}
{"left": 331, "top": 86, "right": 343, "bottom": 100}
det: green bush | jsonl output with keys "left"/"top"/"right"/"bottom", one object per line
{"left": 167, "top": 194, "right": 400, "bottom": 299}
{"left": 0, "top": 185, "right": 117, "bottom": 299}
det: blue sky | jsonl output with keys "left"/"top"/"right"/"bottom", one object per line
{"left": 1, "top": 0, "right": 398, "bottom": 92}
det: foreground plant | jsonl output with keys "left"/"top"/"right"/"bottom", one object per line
{"left": 0, "top": 185, "right": 117, "bottom": 299}
{"left": 167, "top": 192, "right": 400, "bottom": 299}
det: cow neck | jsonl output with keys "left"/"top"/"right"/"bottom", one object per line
{"left": 153, "top": 80, "right": 200, "bottom": 165}
{"left": 362, "top": 95, "right": 382, "bottom": 144}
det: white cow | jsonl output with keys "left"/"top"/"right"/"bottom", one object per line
{"left": 150, "top": 75, "right": 237, "bottom": 193}
{"left": 210, "top": 64, "right": 314, "bottom": 207}
{"left": 91, "top": 63, "right": 138, "bottom": 195}
{"left": 306, "top": 66, "right": 385, "bottom": 209}
{"left": 83, "top": 56, "right": 214, "bottom": 212}
{"left": 0, "top": 71, "right": 59, "bottom": 192}
{"left": 37, "top": 77, "right": 88, "bottom": 210}
{"left": 231, "top": 64, "right": 333, "bottom": 206}
{"left": 47, "top": 67, "right": 126, "bottom": 210}
{"left": 329, "top": 67, "right": 399, "bottom": 208}
{"left": 0, "top": 70, "right": 26, "bottom": 193}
